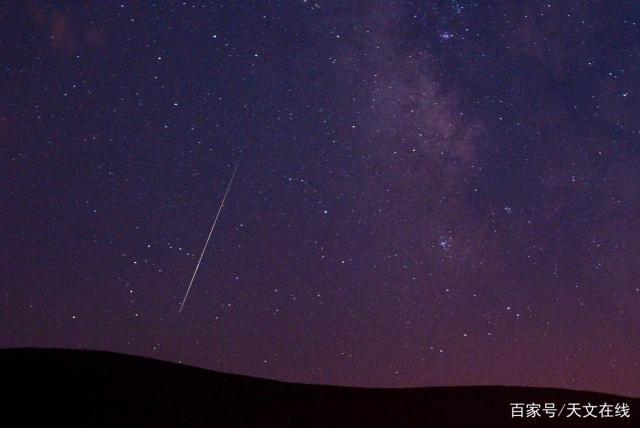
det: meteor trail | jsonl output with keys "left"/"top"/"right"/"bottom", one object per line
{"left": 179, "top": 158, "right": 241, "bottom": 313}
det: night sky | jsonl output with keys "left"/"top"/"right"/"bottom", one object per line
{"left": 2, "top": 1, "right": 639, "bottom": 397}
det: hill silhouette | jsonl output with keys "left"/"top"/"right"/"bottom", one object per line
{"left": 0, "top": 348, "right": 636, "bottom": 427}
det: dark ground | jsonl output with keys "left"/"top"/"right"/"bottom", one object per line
{"left": 0, "top": 348, "right": 636, "bottom": 427}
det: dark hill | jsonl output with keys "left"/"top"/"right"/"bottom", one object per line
{"left": 0, "top": 348, "right": 636, "bottom": 427}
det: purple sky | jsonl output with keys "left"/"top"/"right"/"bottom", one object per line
{"left": 2, "top": 1, "right": 639, "bottom": 397}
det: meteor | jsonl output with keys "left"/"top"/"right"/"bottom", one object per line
{"left": 179, "top": 158, "right": 241, "bottom": 313}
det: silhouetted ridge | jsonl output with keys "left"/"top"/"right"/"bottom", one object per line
{"left": 1, "top": 348, "right": 636, "bottom": 427}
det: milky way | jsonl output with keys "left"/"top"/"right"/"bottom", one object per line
{"left": 1, "top": 1, "right": 639, "bottom": 396}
